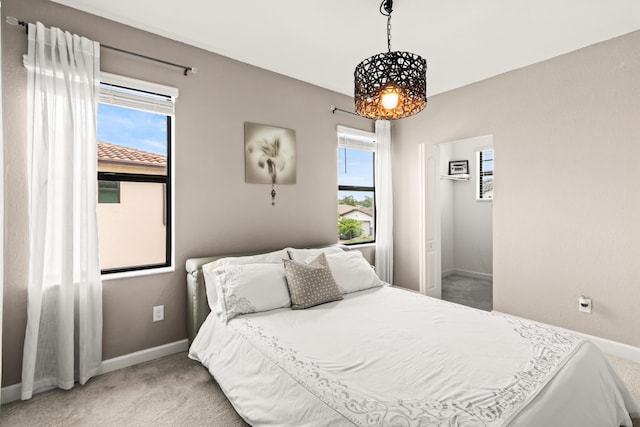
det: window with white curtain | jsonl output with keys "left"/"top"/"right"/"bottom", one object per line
{"left": 337, "top": 126, "right": 376, "bottom": 244}
{"left": 97, "top": 73, "right": 177, "bottom": 275}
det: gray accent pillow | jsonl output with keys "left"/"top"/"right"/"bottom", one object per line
{"left": 283, "top": 253, "right": 343, "bottom": 309}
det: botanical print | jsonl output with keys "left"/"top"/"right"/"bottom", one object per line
{"left": 244, "top": 122, "right": 296, "bottom": 185}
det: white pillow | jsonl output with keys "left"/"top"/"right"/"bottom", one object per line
{"left": 212, "top": 263, "right": 291, "bottom": 323}
{"left": 202, "top": 249, "right": 290, "bottom": 308}
{"left": 307, "top": 251, "right": 384, "bottom": 294}
{"left": 287, "top": 246, "right": 345, "bottom": 263}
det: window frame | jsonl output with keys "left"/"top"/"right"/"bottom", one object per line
{"left": 476, "top": 148, "right": 494, "bottom": 201}
{"left": 337, "top": 126, "right": 376, "bottom": 245}
{"left": 98, "top": 73, "right": 177, "bottom": 279}
{"left": 98, "top": 179, "right": 121, "bottom": 203}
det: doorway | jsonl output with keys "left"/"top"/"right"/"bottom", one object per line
{"left": 419, "top": 136, "right": 493, "bottom": 310}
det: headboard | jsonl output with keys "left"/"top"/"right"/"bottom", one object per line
{"left": 185, "top": 246, "right": 350, "bottom": 342}
{"left": 185, "top": 254, "right": 223, "bottom": 343}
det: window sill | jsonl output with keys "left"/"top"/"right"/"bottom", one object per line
{"left": 345, "top": 242, "right": 376, "bottom": 250}
{"left": 101, "top": 265, "right": 175, "bottom": 281}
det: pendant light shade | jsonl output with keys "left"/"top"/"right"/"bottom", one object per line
{"left": 354, "top": 0, "right": 427, "bottom": 120}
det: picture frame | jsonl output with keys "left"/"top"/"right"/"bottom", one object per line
{"left": 244, "top": 122, "right": 297, "bottom": 185}
{"left": 448, "top": 160, "right": 469, "bottom": 175}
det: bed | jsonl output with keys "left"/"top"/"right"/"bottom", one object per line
{"left": 186, "top": 246, "right": 639, "bottom": 426}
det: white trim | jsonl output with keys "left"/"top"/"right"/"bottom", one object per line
{"left": 99, "top": 339, "right": 189, "bottom": 375}
{"left": 1, "top": 383, "right": 20, "bottom": 405}
{"left": 450, "top": 268, "right": 493, "bottom": 281}
{"left": 101, "top": 265, "right": 175, "bottom": 281}
{"left": 100, "top": 72, "right": 179, "bottom": 98}
{"left": 1, "top": 339, "right": 189, "bottom": 405}
{"left": 418, "top": 144, "right": 427, "bottom": 295}
{"left": 337, "top": 125, "right": 375, "bottom": 144}
{"left": 494, "top": 311, "right": 640, "bottom": 364}
{"left": 442, "top": 269, "right": 455, "bottom": 278}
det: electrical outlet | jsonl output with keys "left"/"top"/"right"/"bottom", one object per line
{"left": 153, "top": 305, "right": 164, "bottom": 322}
{"left": 578, "top": 296, "right": 592, "bottom": 314}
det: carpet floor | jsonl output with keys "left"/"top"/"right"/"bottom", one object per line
{"left": 0, "top": 353, "right": 248, "bottom": 427}
{"left": 442, "top": 274, "right": 493, "bottom": 311}
{"left": 1, "top": 351, "right": 639, "bottom": 427}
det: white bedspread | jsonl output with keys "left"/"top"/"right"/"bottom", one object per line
{"left": 190, "top": 286, "right": 639, "bottom": 426}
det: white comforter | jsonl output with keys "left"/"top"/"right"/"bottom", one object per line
{"left": 190, "top": 286, "right": 639, "bottom": 426}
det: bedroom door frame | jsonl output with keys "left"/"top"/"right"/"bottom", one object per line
{"left": 420, "top": 136, "right": 494, "bottom": 303}
{"left": 418, "top": 143, "right": 442, "bottom": 298}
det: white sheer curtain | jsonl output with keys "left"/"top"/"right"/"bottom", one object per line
{"left": 22, "top": 22, "right": 102, "bottom": 400}
{"left": 374, "top": 120, "right": 393, "bottom": 283}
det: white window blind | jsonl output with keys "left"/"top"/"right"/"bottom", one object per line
{"left": 337, "top": 125, "right": 376, "bottom": 151}
{"left": 99, "top": 72, "right": 177, "bottom": 115}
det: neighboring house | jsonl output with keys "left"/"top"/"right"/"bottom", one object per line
{"left": 338, "top": 204, "right": 373, "bottom": 237}
{"left": 97, "top": 141, "right": 167, "bottom": 270}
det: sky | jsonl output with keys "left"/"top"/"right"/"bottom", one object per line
{"left": 97, "top": 104, "right": 168, "bottom": 156}
{"left": 338, "top": 147, "right": 374, "bottom": 203}
{"left": 338, "top": 147, "right": 373, "bottom": 186}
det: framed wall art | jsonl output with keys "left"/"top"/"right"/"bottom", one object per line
{"left": 448, "top": 160, "right": 469, "bottom": 175}
{"left": 244, "top": 122, "right": 297, "bottom": 185}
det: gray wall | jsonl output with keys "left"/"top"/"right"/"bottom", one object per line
{"left": 1, "top": 0, "right": 370, "bottom": 387}
{"left": 394, "top": 30, "right": 640, "bottom": 347}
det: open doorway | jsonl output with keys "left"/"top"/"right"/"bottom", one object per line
{"left": 419, "top": 135, "right": 493, "bottom": 310}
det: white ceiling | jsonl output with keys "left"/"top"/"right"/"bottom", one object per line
{"left": 52, "top": 0, "right": 640, "bottom": 97}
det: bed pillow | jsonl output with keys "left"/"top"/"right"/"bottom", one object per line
{"left": 212, "top": 263, "right": 291, "bottom": 323}
{"left": 202, "top": 248, "right": 290, "bottom": 309}
{"left": 283, "top": 253, "right": 343, "bottom": 309}
{"left": 287, "top": 246, "right": 345, "bottom": 263}
{"left": 307, "top": 251, "right": 384, "bottom": 295}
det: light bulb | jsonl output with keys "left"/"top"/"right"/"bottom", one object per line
{"left": 381, "top": 91, "right": 399, "bottom": 109}
{"left": 380, "top": 84, "right": 400, "bottom": 110}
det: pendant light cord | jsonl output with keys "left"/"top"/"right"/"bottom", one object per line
{"left": 380, "top": 0, "right": 393, "bottom": 52}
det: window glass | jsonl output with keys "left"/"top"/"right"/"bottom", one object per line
{"left": 97, "top": 181, "right": 167, "bottom": 270}
{"left": 338, "top": 148, "right": 374, "bottom": 187}
{"left": 478, "top": 148, "right": 494, "bottom": 200}
{"left": 338, "top": 144, "right": 375, "bottom": 244}
{"left": 97, "top": 85, "right": 172, "bottom": 274}
{"left": 98, "top": 180, "right": 120, "bottom": 203}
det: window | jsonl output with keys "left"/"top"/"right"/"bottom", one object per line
{"left": 337, "top": 126, "right": 376, "bottom": 244}
{"left": 477, "top": 148, "right": 494, "bottom": 200}
{"left": 98, "top": 180, "right": 120, "bottom": 203}
{"left": 97, "top": 73, "right": 177, "bottom": 275}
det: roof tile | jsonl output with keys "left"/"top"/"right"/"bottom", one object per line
{"left": 97, "top": 141, "right": 166, "bottom": 166}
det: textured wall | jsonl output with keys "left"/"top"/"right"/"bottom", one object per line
{"left": 394, "top": 30, "right": 640, "bottom": 347}
{"left": 1, "top": 0, "right": 370, "bottom": 387}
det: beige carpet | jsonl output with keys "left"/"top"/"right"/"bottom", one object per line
{"left": 1, "top": 352, "right": 639, "bottom": 426}
{"left": 0, "top": 353, "right": 248, "bottom": 426}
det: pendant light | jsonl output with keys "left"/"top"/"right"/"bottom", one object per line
{"left": 354, "top": 0, "right": 427, "bottom": 120}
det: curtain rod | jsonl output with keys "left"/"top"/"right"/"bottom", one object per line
{"left": 6, "top": 16, "right": 197, "bottom": 76}
{"left": 330, "top": 105, "right": 371, "bottom": 119}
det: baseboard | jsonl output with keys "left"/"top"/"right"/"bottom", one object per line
{"left": 451, "top": 268, "right": 493, "bottom": 281}
{"left": 494, "top": 311, "right": 640, "bottom": 364}
{"left": 441, "top": 269, "right": 455, "bottom": 278}
{"left": 1, "top": 383, "right": 21, "bottom": 405}
{"left": 99, "top": 339, "right": 189, "bottom": 375}
{"left": 1, "top": 339, "right": 189, "bottom": 405}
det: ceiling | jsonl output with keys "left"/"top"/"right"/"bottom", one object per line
{"left": 52, "top": 0, "right": 640, "bottom": 97}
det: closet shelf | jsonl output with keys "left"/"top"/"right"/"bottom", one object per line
{"left": 440, "top": 174, "right": 470, "bottom": 181}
